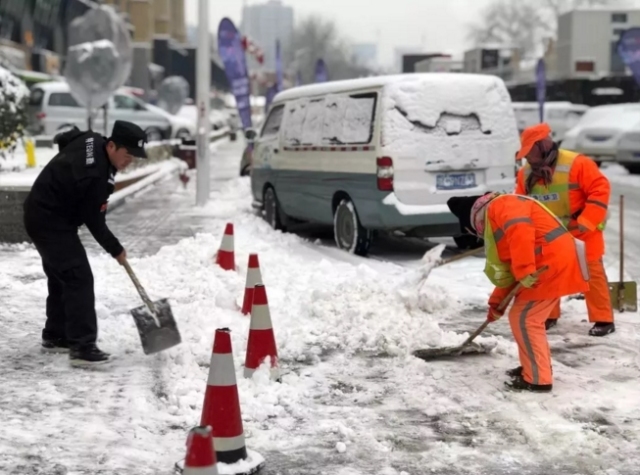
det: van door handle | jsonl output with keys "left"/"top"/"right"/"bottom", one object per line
{"left": 273, "top": 148, "right": 279, "bottom": 154}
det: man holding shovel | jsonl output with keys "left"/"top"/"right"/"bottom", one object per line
{"left": 447, "top": 192, "right": 589, "bottom": 392}
{"left": 515, "top": 123, "right": 614, "bottom": 337}
{"left": 23, "top": 121, "right": 147, "bottom": 366}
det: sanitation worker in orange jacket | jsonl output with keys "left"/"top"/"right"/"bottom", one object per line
{"left": 515, "top": 123, "right": 614, "bottom": 337}
{"left": 447, "top": 192, "right": 590, "bottom": 392}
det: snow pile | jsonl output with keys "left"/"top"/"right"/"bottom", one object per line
{"left": 380, "top": 74, "right": 521, "bottom": 171}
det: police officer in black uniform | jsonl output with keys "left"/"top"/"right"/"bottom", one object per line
{"left": 23, "top": 120, "right": 148, "bottom": 366}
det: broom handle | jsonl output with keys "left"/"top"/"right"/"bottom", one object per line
{"left": 619, "top": 195, "right": 624, "bottom": 309}
{"left": 441, "top": 247, "right": 484, "bottom": 266}
{"left": 123, "top": 260, "right": 156, "bottom": 313}
{"left": 458, "top": 265, "right": 550, "bottom": 350}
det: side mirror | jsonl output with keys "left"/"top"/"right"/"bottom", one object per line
{"left": 244, "top": 128, "right": 257, "bottom": 142}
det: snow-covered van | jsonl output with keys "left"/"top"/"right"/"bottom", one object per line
{"left": 246, "top": 74, "right": 520, "bottom": 256}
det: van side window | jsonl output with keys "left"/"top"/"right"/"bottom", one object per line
{"left": 300, "top": 99, "right": 325, "bottom": 145}
{"left": 283, "top": 100, "right": 307, "bottom": 145}
{"left": 261, "top": 104, "right": 285, "bottom": 138}
{"left": 322, "top": 92, "right": 377, "bottom": 145}
{"left": 49, "top": 93, "right": 80, "bottom": 107}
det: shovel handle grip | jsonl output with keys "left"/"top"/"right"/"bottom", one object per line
{"left": 122, "top": 260, "right": 156, "bottom": 313}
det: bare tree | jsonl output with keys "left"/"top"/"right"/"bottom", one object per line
{"left": 289, "top": 15, "right": 377, "bottom": 85}
{"left": 468, "top": 0, "right": 631, "bottom": 58}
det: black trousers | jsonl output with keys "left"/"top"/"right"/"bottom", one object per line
{"left": 24, "top": 212, "right": 97, "bottom": 349}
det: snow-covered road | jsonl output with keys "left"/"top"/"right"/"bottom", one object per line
{"left": 1, "top": 141, "right": 639, "bottom": 475}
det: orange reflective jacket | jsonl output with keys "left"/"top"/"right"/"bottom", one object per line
{"left": 516, "top": 152, "right": 610, "bottom": 261}
{"left": 486, "top": 195, "right": 590, "bottom": 307}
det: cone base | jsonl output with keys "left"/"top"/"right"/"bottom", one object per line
{"left": 175, "top": 449, "right": 265, "bottom": 475}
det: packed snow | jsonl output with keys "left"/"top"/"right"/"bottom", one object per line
{"left": 1, "top": 140, "right": 640, "bottom": 475}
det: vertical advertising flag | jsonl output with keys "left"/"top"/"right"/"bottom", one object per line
{"left": 276, "top": 39, "right": 283, "bottom": 92}
{"left": 217, "top": 18, "right": 252, "bottom": 130}
{"left": 535, "top": 58, "right": 546, "bottom": 123}
{"left": 265, "top": 84, "right": 278, "bottom": 113}
{"left": 617, "top": 27, "right": 640, "bottom": 86}
{"left": 295, "top": 71, "right": 302, "bottom": 87}
{"left": 315, "top": 58, "right": 328, "bottom": 83}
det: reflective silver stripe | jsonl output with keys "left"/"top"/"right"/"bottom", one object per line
{"left": 555, "top": 165, "right": 571, "bottom": 172}
{"left": 535, "top": 246, "right": 542, "bottom": 255}
{"left": 574, "top": 238, "right": 590, "bottom": 281}
{"left": 544, "top": 226, "right": 566, "bottom": 242}
{"left": 519, "top": 301, "right": 540, "bottom": 385}
{"left": 569, "top": 183, "right": 580, "bottom": 190}
{"left": 494, "top": 229, "right": 505, "bottom": 242}
{"left": 517, "top": 196, "right": 528, "bottom": 201}
{"left": 214, "top": 434, "right": 246, "bottom": 452}
{"left": 207, "top": 353, "right": 237, "bottom": 387}
{"left": 503, "top": 217, "right": 533, "bottom": 230}
{"left": 586, "top": 199, "right": 608, "bottom": 210}
{"left": 182, "top": 466, "right": 218, "bottom": 475}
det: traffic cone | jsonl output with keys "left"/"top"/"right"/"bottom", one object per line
{"left": 215, "top": 223, "right": 235, "bottom": 271}
{"left": 200, "top": 328, "right": 249, "bottom": 464}
{"left": 183, "top": 426, "right": 219, "bottom": 475}
{"left": 241, "top": 254, "right": 263, "bottom": 315}
{"left": 244, "top": 284, "right": 279, "bottom": 380}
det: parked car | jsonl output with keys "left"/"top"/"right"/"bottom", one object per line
{"left": 511, "top": 101, "right": 589, "bottom": 143}
{"left": 246, "top": 73, "right": 520, "bottom": 255}
{"left": 615, "top": 125, "right": 640, "bottom": 174}
{"left": 561, "top": 103, "right": 640, "bottom": 167}
{"left": 26, "top": 81, "right": 172, "bottom": 141}
{"left": 144, "top": 103, "right": 195, "bottom": 140}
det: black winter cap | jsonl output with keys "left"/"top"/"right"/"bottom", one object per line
{"left": 446, "top": 195, "right": 485, "bottom": 234}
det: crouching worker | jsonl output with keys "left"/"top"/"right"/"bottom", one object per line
{"left": 447, "top": 192, "right": 590, "bottom": 392}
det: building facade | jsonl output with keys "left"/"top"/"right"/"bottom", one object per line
{"left": 241, "top": 0, "right": 294, "bottom": 71}
{"left": 351, "top": 43, "right": 378, "bottom": 69}
{"left": 555, "top": 8, "right": 640, "bottom": 79}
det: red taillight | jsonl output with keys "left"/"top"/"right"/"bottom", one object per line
{"left": 377, "top": 156, "right": 394, "bottom": 191}
{"left": 36, "top": 112, "right": 46, "bottom": 120}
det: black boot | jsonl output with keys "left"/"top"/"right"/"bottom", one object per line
{"left": 41, "top": 338, "right": 69, "bottom": 354}
{"left": 588, "top": 322, "right": 615, "bottom": 337}
{"left": 69, "top": 344, "right": 110, "bottom": 367}
{"left": 545, "top": 319, "right": 558, "bottom": 330}
{"left": 504, "top": 375, "right": 552, "bottom": 393}
{"left": 506, "top": 366, "right": 522, "bottom": 378}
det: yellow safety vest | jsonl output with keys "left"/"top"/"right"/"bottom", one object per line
{"left": 482, "top": 194, "right": 589, "bottom": 287}
{"left": 523, "top": 150, "right": 606, "bottom": 231}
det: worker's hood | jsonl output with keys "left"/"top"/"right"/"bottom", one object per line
{"left": 54, "top": 126, "right": 85, "bottom": 152}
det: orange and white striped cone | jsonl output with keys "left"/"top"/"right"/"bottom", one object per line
{"left": 182, "top": 426, "right": 219, "bottom": 475}
{"left": 201, "top": 328, "right": 249, "bottom": 464}
{"left": 241, "top": 254, "right": 263, "bottom": 315}
{"left": 215, "top": 223, "right": 235, "bottom": 271}
{"left": 244, "top": 284, "right": 279, "bottom": 380}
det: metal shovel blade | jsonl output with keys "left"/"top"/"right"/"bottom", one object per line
{"left": 130, "top": 298, "right": 182, "bottom": 355}
{"left": 412, "top": 341, "right": 496, "bottom": 361}
{"left": 608, "top": 281, "right": 638, "bottom": 312}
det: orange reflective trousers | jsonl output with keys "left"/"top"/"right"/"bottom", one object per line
{"left": 509, "top": 298, "right": 560, "bottom": 386}
{"left": 548, "top": 259, "right": 614, "bottom": 323}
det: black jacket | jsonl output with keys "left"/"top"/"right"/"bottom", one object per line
{"left": 23, "top": 127, "right": 124, "bottom": 257}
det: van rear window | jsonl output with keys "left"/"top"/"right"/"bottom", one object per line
{"left": 29, "top": 88, "right": 44, "bottom": 106}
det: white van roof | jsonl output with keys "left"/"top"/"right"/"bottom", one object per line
{"left": 273, "top": 73, "right": 507, "bottom": 103}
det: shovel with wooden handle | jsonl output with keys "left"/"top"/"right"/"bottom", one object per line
{"left": 123, "top": 260, "right": 182, "bottom": 355}
{"left": 608, "top": 195, "right": 637, "bottom": 312}
{"left": 413, "top": 266, "right": 548, "bottom": 361}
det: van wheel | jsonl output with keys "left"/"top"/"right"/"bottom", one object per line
{"left": 263, "top": 187, "right": 286, "bottom": 231}
{"left": 453, "top": 234, "right": 483, "bottom": 250}
{"left": 334, "top": 198, "right": 372, "bottom": 256}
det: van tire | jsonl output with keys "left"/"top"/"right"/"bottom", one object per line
{"left": 334, "top": 198, "right": 372, "bottom": 256}
{"left": 263, "top": 186, "right": 286, "bottom": 231}
{"left": 453, "top": 234, "right": 483, "bottom": 250}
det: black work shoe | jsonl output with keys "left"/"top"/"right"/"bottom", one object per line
{"left": 69, "top": 345, "right": 110, "bottom": 367}
{"left": 504, "top": 375, "right": 552, "bottom": 393}
{"left": 545, "top": 319, "right": 558, "bottom": 330}
{"left": 588, "top": 322, "right": 615, "bottom": 337}
{"left": 41, "top": 338, "right": 70, "bottom": 354}
{"left": 506, "top": 366, "right": 523, "bottom": 378}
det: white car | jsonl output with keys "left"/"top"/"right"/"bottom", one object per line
{"left": 511, "top": 101, "right": 589, "bottom": 143}
{"left": 27, "top": 81, "right": 172, "bottom": 141}
{"left": 145, "top": 103, "right": 195, "bottom": 140}
{"left": 561, "top": 103, "right": 640, "bottom": 166}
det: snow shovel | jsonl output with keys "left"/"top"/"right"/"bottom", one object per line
{"left": 413, "top": 266, "right": 548, "bottom": 361}
{"left": 123, "top": 260, "right": 182, "bottom": 355}
{"left": 608, "top": 195, "right": 637, "bottom": 312}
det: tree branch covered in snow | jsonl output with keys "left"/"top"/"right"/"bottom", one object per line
{"left": 0, "top": 67, "right": 29, "bottom": 160}
{"left": 290, "top": 15, "right": 379, "bottom": 85}
{"left": 467, "top": 0, "right": 631, "bottom": 58}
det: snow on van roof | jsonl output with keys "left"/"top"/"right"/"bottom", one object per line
{"left": 272, "top": 73, "right": 508, "bottom": 104}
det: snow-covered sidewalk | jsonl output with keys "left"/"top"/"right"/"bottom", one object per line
{"left": 1, "top": 141, "right": 640, "bottom": 475}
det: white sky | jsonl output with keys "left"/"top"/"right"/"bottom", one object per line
{"left": 184, "top": 0, "right": 495, "bottom": 67}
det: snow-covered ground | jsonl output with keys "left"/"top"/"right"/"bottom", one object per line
{"left": 1, "top": 141, "right": 640, "bottom": 475}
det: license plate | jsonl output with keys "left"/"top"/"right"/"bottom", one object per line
{"left": 436, "top": 173, "right": 476, "bottom": 190}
